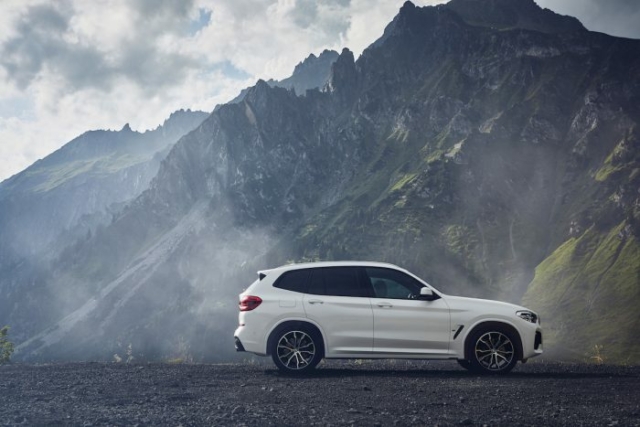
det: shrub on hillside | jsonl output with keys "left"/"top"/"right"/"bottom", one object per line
{"left": 0, "top": 326, "right": 14, "bottom": 364}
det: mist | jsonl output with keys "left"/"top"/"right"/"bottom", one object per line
{"left": 2, "top": 0, "right": 640, "bottom": 366}
{"left": 13, "top": 199, "right": 279, "bottom": 363}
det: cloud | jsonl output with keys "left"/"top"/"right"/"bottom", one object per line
{"left": 535, "top": 0, "right": 640, "bottom": 39}
{"left": 2, "top": 3, "right": 80, "bottom": 89}
{"left": 1, "top": 0, "right": 429, "bottom": 95}
{"left": 187, "top": 0, "right": 351, "bottom": 80}
{"left": 0, "top": 1, "right": 199, "bottom": 93}
{"left": 0, "top": 0, "right": 483, "bottom": 182}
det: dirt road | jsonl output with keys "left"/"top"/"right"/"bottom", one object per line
{"left": 1, "top": 361, "right": 638, "bottom": 426}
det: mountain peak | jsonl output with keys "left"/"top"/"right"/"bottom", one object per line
{"left": 444, "top": 0, "right": 585, "bottom": 34}
{"left": 326, "top": 48, "right": 357, "bottom": 102}
{"left": 338, "top": 47, "right": 354, "bottom": 61}
{"left": 292, "top": 50, "right": 339, "bottom": 77}
{"left": 254, "top": 78, "right": 271, "bottom": 91}
{"left": 230, "top": 50, "right": 339, "bottom": 103}
{"left": 121, "top": 123, "right": 132, "bottom": 132}
{"left": 400, "top": 1, "right": 416, "bottom": 13}
{"left": 243, "top": 79, "right": 279, "bottom": 108}
{"left": 158, "top": 109, "right": 209, "bottom": 137}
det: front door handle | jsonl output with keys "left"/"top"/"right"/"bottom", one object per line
{"left": 308, "top": 299, "right": 324, "bottom": 305}
{"left": 377, "top": 302, "right": 393, "bottom": 308}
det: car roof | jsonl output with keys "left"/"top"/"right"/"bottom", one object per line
{"left": 258, "top": 260, "right": 405, "bottom": 276}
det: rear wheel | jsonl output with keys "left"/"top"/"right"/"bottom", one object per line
{"left": 467, "top": 326, "right": 518, "bottom": 374}
{"left": 270, "top": 325, "right": 323, "bottom": 374}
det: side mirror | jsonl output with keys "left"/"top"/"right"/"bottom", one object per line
{"left": 418, "top": 287, "right": 438, "bottom": 301}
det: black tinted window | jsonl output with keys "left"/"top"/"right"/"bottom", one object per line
{"left": 273, "top": 269, "right": 309, "bottom": 293}
{"left": 307, "top": 267, "right": 368, "bottom": 297}
{"left": 307, "top": 269, "right": 326, "bottom": 295}
{"left": 365, "top": 267, "right": 424, "bottom": 299}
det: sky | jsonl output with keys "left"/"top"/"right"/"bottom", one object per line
{"left": 1, "top": 0, "right": 639, "bottom": 182}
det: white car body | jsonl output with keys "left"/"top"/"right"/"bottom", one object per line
{"left": 234, "top": 261, "right": 543, "bottom": 373}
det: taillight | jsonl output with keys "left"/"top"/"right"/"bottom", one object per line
{"left": 239, "top": 295, "right": 262, "bottom": 311}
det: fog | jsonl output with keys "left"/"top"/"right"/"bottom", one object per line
{"left": 3, "top": 0, "right": 638, "bottom": 365}
{"left": 10, "top": 196, "right": 282, "bottom": 363}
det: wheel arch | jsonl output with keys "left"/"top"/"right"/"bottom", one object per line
{"left": 266, "top": 319, "right": 326, "bottom": 357}
{"left": 463, "top": 320, "right": 524, "bottom": 361}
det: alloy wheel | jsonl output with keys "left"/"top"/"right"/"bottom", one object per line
{"left": 276, "top": 330, "right": 316, "bottom": 370}
{"left": 474, "top": 331, "right": 515, "bottom": 372}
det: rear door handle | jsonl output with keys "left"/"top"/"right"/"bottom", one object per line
{"left": 377, "top": 302, "right": 393, "bottom": 308}
{"left": 308, "top": 299, "right": 324, "bottom": 305}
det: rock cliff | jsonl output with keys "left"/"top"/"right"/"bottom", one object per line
{"left": 6, "top": 0, "right": 640, "bottom": 363}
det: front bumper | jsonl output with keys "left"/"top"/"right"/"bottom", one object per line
{"left": 534, "top": 330, "right": 543, "bottom": 351}
{"left": 522, "top": 326, "right": 543, "bottom": 359}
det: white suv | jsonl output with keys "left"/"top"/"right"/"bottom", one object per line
{"left": 234, "top": 261, "right": 542, "bottom": 374}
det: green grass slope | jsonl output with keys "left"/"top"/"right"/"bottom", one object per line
{"left": 523, "top": 223, "right": 640, "bottom": 363}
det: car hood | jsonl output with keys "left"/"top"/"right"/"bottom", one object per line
{"left": 442, "top": 294, "right": 531, "bottom": 315}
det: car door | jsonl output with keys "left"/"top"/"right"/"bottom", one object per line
{"left": 366, "top": 267, "right": 451, "bottom": 355}
{"left": 302, "top": 267, "right": 374, "bottom": 356}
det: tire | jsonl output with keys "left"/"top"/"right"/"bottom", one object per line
{"left": 466, "top": 325, "right": 519, "bottom": 374}
{"left": 269, "top": 324, "right": 323, "bottom": 374}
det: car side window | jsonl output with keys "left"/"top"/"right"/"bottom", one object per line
{"left": 307, "top": 269, "right": 326, "bottom": 295}
{"left": 365, "top": 267, "right": 424, "bottom": 300}
{"left": 307, "top": 267, "right": 368, "bottom": 297}
{"left": 273, "top": 269, "right": 310, "bottom": 293}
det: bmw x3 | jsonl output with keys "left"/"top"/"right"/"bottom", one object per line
{"left": 234, "top": 261, "right": 543, "bottom": 374}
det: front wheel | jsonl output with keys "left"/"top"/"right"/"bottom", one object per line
{"left": 467, "top": 326, "right": 518, "bottom": 374}
{"left": 270, "top": 326, "right": 323, "bottom": 374}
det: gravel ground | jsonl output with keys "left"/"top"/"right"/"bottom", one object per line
{"left": 1, "top": 360, "right": 639, "bottom": 426}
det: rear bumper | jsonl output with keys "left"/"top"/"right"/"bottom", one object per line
{"left": 234, "top": 336, "right": 246, "bottom": 352}
{"left": 234, "top": 325, "right": 267, "bottom": 356}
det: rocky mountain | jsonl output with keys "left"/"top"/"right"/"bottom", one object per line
{"left": 7, "top": 0, "right": 640, "bottom": 363}
{"left": 271, "top": 49, "right": 340, "bottom": 95}
{"left": 230, "top": 49, "right": 339, "bottom": 103}
{"left": 0, "top": 109, "right": 208, "bottom": 260}
{"left": 445, "top": 0, "right": 585, "bottom": 33}
{"left": 0, "top": 109, "right": 208, "bottom": 343}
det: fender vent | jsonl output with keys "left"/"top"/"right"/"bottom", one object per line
{"left": 534, "top": 331, "right": 543, "bottom": 350}
{"left": 453, "top": 325, "right": 464, "bottom": 340}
